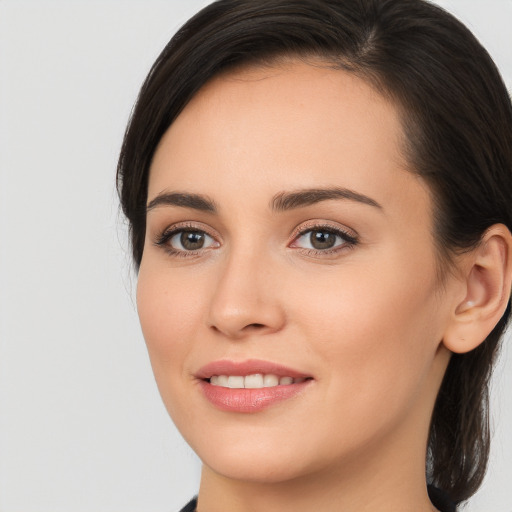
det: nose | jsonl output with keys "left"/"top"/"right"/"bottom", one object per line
{"left": 207, "top": 248, "right": 286, "bottom": 340}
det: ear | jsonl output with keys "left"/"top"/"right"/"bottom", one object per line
{"left": 443, "top": 224, "right": 512, "bottom": 354}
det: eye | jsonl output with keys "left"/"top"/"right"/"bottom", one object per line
{"left": 290, "top": 225, "right": 358, "bottom": 253}
{"left": 155, "top": 227, "right": 219, "bottom": 256}
{"left": 170, "top": 230, "right": 216, "bottom": 251}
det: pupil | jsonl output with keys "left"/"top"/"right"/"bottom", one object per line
{"left": 310, "top": 231, "right": 336, "bottom": 250}
{"left": 181, "top": 231, "right": 204, "bottom": 250}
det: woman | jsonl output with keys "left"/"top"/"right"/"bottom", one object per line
{"left": 117, "top": 0, "right": 512, "bottom": 510}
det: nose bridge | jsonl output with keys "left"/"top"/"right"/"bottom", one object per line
{"left": 207, "top": 239, "right": 284, "bottom": 338}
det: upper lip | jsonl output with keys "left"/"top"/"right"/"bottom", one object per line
{"left": 195, "top": 359, "right": 311, "bottom": 380}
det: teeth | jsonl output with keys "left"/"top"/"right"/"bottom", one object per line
{"left": 263, "top": 374, "right": 279, "bottom": 387}
{"left": 209, "top": 373, "right": 306, "bottom": 389}
{"left": 227, "top": 376, "right": 244, "bottom": 389}
{"left": 245, "top": 373, "right": 264, "bottom": 388}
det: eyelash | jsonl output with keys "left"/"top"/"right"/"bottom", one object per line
{"left": 290, "top": 223, "right": 359, "bottom": 256}
{"left": 154, "top": 223, "right": 219, "bottom": 258}
{"left": 153, "top": 222, "right": 359, "bottom": 258}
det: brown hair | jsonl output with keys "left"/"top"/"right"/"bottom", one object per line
{"left": 117, "top": 0, "right": 512, "bottom": 503}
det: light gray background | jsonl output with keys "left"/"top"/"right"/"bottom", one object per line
{"left": 0, "top": 1, "right": 510, "bottom": 511}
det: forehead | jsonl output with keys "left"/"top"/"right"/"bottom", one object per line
{"left": 148, "top": 60, "right": 428, "bottom": 220}
{"left": 162, "top": 59, "right": 404, "bottom": 155}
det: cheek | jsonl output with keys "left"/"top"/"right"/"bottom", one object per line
{"left": 136, "top": 265, "right": 215, "bottom": 435}
{"left": 136, "top": 265, "right": 206, "bottom": 393}
{"left": 293, "top": 257, "right": 439, "bottom": 348}
{"left": 291, "top": 252, "right": 442, "bottom": 418}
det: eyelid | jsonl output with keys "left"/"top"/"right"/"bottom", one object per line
{"left": 289, "top": 219, "right": 358, "bottom": 242}
{"left": 156, "top": 221, "right": 221, "bottom": 240}
{"left": 153, "top": 221, "right": 221, "bottom": 253}
{"left": 289, "top": 219, "right": 359, "bottom": 254}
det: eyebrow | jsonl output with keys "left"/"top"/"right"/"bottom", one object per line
{"left": 146, "top": 187, "right": 382, "bottom": 214}
{"left": 271, "top": 187, "right": 382, "bottom": 211}
{"left": 146, "top": 192, "right": 217, "bottom": 213}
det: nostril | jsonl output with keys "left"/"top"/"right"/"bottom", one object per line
{"left": 246, "top": 323, "right": 265, "bottom": 329}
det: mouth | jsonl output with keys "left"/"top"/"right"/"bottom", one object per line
{"left": 209, "top": 374, "right": 309, "bottom": 388}
{"left": 196, "top": 359, "right": 314, "bottom": 413}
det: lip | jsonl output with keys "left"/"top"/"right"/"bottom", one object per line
{"left": 196, "top": 359, "right": 311, "bottom": 380}
{"left": 196, "top": 359, "right": 313, "bottom": 413}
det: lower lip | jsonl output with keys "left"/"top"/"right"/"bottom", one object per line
{"left": 199, "top": 380, "right": 312, "bottom": 413}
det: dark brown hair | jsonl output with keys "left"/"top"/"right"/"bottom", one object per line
{"left": 117, "top": 0, "right": 512, "bottom": 504}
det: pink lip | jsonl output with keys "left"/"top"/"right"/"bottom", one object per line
{"left": 196, "top": 359, "right": 310, "bottom": 379}
{"left": 196, "top": 359, "right": 313, "bottom": 413}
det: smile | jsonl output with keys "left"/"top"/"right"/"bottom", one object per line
{"left": 209, "top": 374, "right": 308, "bottom": 388}
{"left": 197, "top": 360, "right": 314, "bottom": 413}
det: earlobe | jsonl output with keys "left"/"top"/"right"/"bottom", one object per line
{"left": 443, "top": 224, "right": 512, "bottom": 354}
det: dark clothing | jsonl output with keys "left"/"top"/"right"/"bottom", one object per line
{"left": 179, "top": 497, "right": 198, "bottom": 512}
{"left": 179, "top": 485, "right": 456, "bottom": 512}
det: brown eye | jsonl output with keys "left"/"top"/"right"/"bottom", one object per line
{"left": 168, "top": 230, "right": 217, "bottom": 251}
{"left": 180, "top": 231, "right": 206, "bottom": 250}
{"left": 291, "top": 226, "right": 358, "bottom": 253}
{"left": 310, "top": 231, "right": 337, "bottom": 250}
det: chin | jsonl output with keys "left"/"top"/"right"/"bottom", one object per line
{"left": 201, "top": 448, "right": 313, "bottom": 484}
{"left": 183, "top": 422, "right": 343, "bottom": 485}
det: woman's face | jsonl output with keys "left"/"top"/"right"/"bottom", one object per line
{"left": 137, "top": 61, "right": 456, "bottom": 483}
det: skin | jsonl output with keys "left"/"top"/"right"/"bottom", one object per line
{"left": 137, "top": 60, "right": 470, "bottom": 512}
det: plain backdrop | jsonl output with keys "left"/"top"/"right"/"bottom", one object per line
{"left": 0, "top": 1, "right": 511, "bottom": 511}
